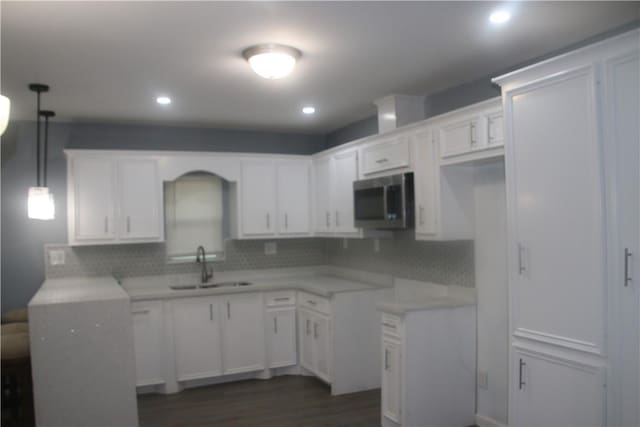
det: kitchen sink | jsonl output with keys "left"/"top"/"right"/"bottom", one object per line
{"left": 169, "top": 282, "right": 252, "bottom": 291}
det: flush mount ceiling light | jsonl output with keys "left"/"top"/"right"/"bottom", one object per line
{"left": 156, "top": 96, "right": 171, "bottom": 105}
{"left": 242, "top": 44, "right": 302, "bottom": 79}
{"left": 489, "top": 10, "right": 511, "bottom": 24}
{"left": 302, "top": 106, "right": 315, "bottom": 115}
{"left": 0, "top": 95, "right": 10, "bottom": 136}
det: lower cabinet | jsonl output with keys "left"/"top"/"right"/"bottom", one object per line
{"left": 131, "top": 301, "right": 165, "bottom": 387}
{"left": 172, "top": 297, "right": 222, "bottom": 381}
{"left": 381, "top": 337, "right": 402, "bottom": 423}
{"left": 220, "top": 293, "right": 265, "bottom": 375}
{"left": 298, "top": 305, "right": 332, "bottom": 384}
{"left": 266, "top": 307, "right": 297, "bottom": 368}
{"left": 510, "top": 348, "right": 605, "bottom": 427}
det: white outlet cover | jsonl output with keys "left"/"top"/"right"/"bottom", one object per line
{"left": 264, "top": 242, "right": 277, "bottom": 256}
{"left": 49, "top": 249, "right": 65, "bottom": 266}
{"left": 478, "top": 370, "right": 489, "bottom": 390}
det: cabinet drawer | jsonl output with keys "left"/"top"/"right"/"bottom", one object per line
{"left": 265, "top": 291, "right": 296, "bottom": 307}
{"left": 381, "top": 313, "right": 403, "bottom": 338}
{"left": 298, "top": 291, "right": 331, "bottom": 315}
{"left": 362, "top": 137, "right": 410, "bottom": 175}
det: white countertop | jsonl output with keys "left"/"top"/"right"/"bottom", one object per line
{"left": 123, "top": 267, "right": 392, "bottom": 301}
{"left": 29, "top": 276, "right": 128, "bottom": 306}
{"left": 376, "top": 279, "right": 476, "bottom": 315}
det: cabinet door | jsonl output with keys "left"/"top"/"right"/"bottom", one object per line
{"left": 220, "top": 293, "right": 265, "bottom": 374}
{"left": 298, "top": 309, "right": 315, "bottom": 373}
{"left": 266, "top": 307, "right": 297, "bottom": 368}
{"left": 382, "top": 338, "right": 402, "bottom": 423}
{"left": 412, "top": 129, "right": 438, "bottom": 236}
{"left": 332, "top": 150, "right": 359, "bottom": 234}
{"left": 506, "top": 66, "right": 606, "bottom": 354}
{"left": 71, "top": 156, "right": 116, "bottom": 242}
{"left": 119, "top": 159, "right": 162, "bottom": 241}
{"left": 313, "top": 314, "right": 331, "bottom": 383}
{"left": 313, "top": 156, "right": 333, "bottom": 233}
{"left": 438, "top": 117, "right": 479, "bottom": 158}
{"left": 172, "top": 297, "right": 222, "bottom": 381}
{"left": 511, "top": 351, "right": 604, "bottom": 427}
{"left": 131, "top": 301, "right": 164, "bottom": 387}
{"left": 277, "top": 162, "right": 311, "bottom": 235}
{"left": 241, "top": 161, "right": 277, "bottom": 236}
{"left": 487, "top": 112, "right": 505, "bottom": 148}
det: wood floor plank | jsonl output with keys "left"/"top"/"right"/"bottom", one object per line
{"left": 138, "top": 376, "right": 381, "bottom": 427}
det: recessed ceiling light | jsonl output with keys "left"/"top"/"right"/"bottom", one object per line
{"left": 489, "top": 10, "right": 511, "bottom": 24}
{"left": 243, "top": 44, "right": 302, "bottom": 79}
{"left": 156, "top": 96, "right": 171, "bottom": 105}
{"left": 302, "top": 106, "right": 315, "bottom": 115}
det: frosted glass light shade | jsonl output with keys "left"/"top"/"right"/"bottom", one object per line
{"left": 28, "top": 187, "right": 55, "bottom": 220}
{"left": 243, "top": 44, "right": 301, "bottom": 79}
{"left": 0, "top": 95, "right": 10, "bottom": 136}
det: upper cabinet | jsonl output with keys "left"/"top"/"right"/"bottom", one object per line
{"left": 360, "top": 134, "right": 411, "bottom": 177}
{"left": 67, "top": 153, "right": 164, "bottom": 246}
{"left": 433, "top": 98, "right": 504, "bottom": 166}
{"left": 312, "top": 147, "right": 360, "bottom": 236}
{"left": 238, "top": 158, "right": 311, "bottom": 238}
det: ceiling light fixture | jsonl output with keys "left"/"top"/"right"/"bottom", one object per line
{"left": 243, "top": 44, "right": 302, "bottom": 79}
{"left": 28, "top": 83, "right": 55, "bottom": 220}
{"left": 156, "top": 96, "right": 171, "bottom": 105}
{"left": 489, "top": 10, "right": 511, "bottom": 24}
{"left": 302, "top": 106, "right": 315, "bottom": 115}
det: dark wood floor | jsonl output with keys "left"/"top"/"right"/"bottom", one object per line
{"left": 138, "top": 375, "right": 381, "bottom": 427}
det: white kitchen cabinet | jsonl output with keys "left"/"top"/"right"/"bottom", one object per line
{"left": 240, "top": 161, "right": 277, "bottom": 236}
{"left": 266, "top": 307, "right": 297, "bottom": 368}
{"left": 265, "top": 291, "right": 297, "bottom": 369}
{"left": 433, "top": 98, "right": 504, "bottom": 166}
{"left": 298, "top": 306, "right": 332, "bottom": 384}
{"left": 361, "top": 135, "right": 411, "bottom": 176}
{"left": 172, "top": 297, "right": 222, "bottom": 381}
{"left": 69, "top": 156, "right": 117, "bottom": 243}
{"left": 66, "top": 152, "right": 164, "bottom": 246}
{"left": 313, "top": 148, "right": 360, "bottom": 236}
{"left": 277, "top": 161, "right": 311, "bottom": 235}
{"left": 379, "top": 305, "right": 476, "bottom": 427}
{"left": 493, "top": 30, "right": 640, "bottom": 427}
{"left": 220, "top": 293, "right": 265, "bottom": 375}
{"left": 131, "top": 301, "right": 165, "bottom": 387}
{"left": 381, "top": 337, "right": 402, "bottom": 423}
{"left": 239, "top": 159, "right": 311, "bottom": 238}
{"left": 411, "top": 126, "right": 475, "bottom": 241}
{"left": 511, "top": 349, "right": 605, "bottom": 427}
{"left": 119, "top": 159, "right": 162, "bottom": 241}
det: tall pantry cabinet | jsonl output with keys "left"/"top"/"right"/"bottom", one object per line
{"left": 493, "top": 30, "right": 639, "bottom": 427}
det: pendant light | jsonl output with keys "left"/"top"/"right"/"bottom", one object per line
{"left": 0, "top": 95, "right": 10, "bottom": 136}
{"left": 27, "top": 83, "right": 55, "bottom": 220}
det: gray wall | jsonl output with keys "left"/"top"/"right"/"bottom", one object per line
{"left": 0, "top": 121, "right": 323, "bottom": 313}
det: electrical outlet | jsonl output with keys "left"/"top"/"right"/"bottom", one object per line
{"left": 264, "top": 242, "right": 277, "bottom": 255}
{"left": 49, "top": 249, "right": 65, "bottom": 266}
{"left": 373, "top": 239, "right": 380, "bottom": 253}
{"left": 478, "top": 370, "right": 489, "bottom": 390}
{"left": 343, "top": 238, "right": 349, "bottom": 250}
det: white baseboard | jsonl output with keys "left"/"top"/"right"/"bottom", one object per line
{"left": 475, "top": 414, "right": 507, "bottom": 427}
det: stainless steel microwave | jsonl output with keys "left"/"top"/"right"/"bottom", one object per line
{"left": 353, "top": 173, "right": 414, "bottom": 230}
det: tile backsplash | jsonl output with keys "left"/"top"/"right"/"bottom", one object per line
{"left": 327, "top": 237, "right": 475, "bottom": 287}
{"left": 45, "top": 237, "right": 474, "bottom": 287}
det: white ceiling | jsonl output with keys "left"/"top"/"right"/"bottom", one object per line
{"left": 2, "top": 1, "right": 638, "bottom": 134}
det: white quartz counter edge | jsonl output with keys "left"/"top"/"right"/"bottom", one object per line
{"left": 376, "top": 297, "right": 476, "bottom": 316}
{"left": 125, "top": 275, "right": 390, "bottom": 301}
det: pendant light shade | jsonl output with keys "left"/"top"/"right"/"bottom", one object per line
{"left": 28, "top": 186, "right": 55, "bottom": 220}
{"left": 0, "top": 95, "right": 10, "bottom": 136}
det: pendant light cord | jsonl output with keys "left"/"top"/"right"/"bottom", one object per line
{"left": 36, "top": 91, "right": 41, "bottom": 187}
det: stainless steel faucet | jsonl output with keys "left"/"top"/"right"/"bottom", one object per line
{"left": 196, "top": 245, "right": 213, "bottom": 284}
